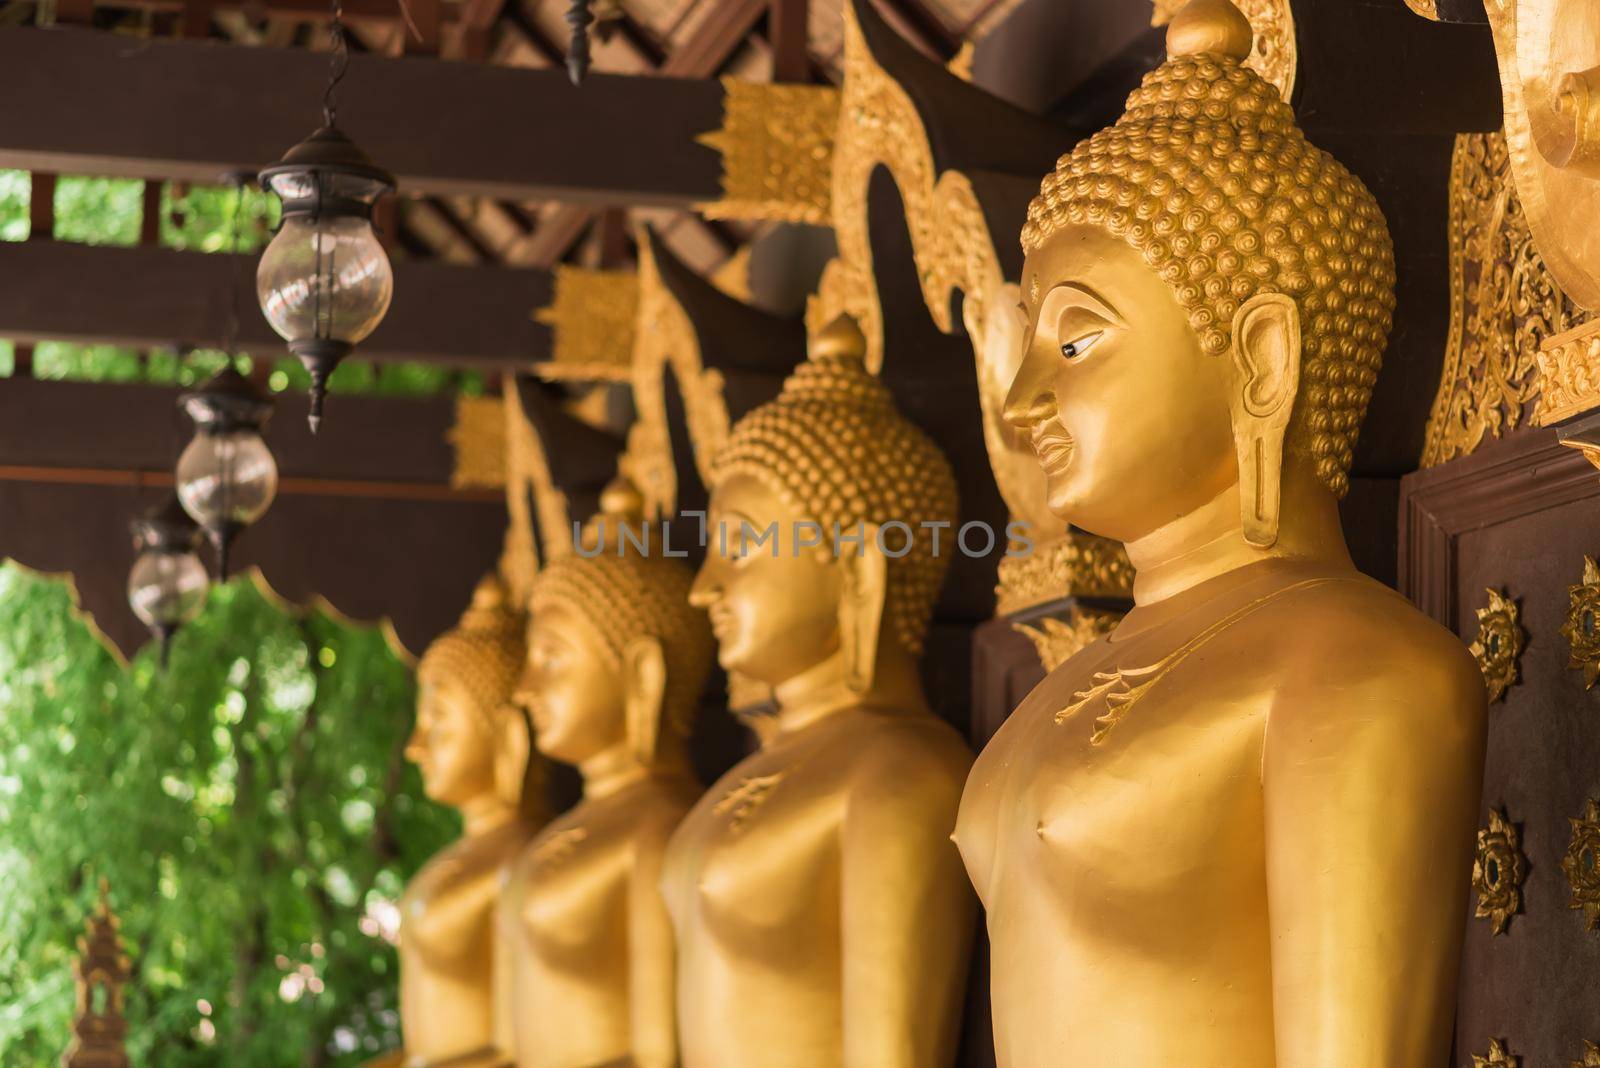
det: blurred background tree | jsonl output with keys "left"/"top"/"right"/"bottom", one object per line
{"left": 0, "top": 563, "right": 458, "bottom": 1065}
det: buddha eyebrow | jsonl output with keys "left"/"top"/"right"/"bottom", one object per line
{"left": 1044, "top": 281, "right": 1122, "bottom": 325}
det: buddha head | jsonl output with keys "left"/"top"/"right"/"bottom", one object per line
{"left": 1005, "top": 0, "right": 1396, "bottom": 548}
{"left": 691, "top": 315, "right": 959, "bottom": 695}
{"left": 409, "top": 574, "right": 535, "bottom": 817}
{"left": 519, "top": 478, "right": 713, "bottom": 771}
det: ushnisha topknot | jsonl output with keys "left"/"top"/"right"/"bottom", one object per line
{"left": 529, "top": 476, "right": 712, "bottom": 737}
{"left": 710, "top": 314, "right": 960, "bottom": 657}
{"left": 418, "top": 573, "right": 525, "bottom": 721}
{"left": 1021, "top": 0, "right": 1396, "bottom": 498}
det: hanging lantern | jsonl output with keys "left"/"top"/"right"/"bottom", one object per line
{"left": 176, "top": 364, "right": 278, "bottom": 581}
{"left": 128, "top": 494, "right": 210, "bottom": 667}
{"left": 256, "top": 0, "right": 395, "bottom": 432}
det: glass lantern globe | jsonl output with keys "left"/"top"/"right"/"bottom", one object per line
{"left": 258, "top": 124, "right": 396, "bottom": 432}
{"left": 177, "top": 365, "right": 278, "bottom": 580}
{"left": 128, "top": 495, "right": 210, "bottom": 666}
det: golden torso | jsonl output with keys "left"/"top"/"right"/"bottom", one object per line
{"left": 957, "top": 559, "right": 1485, "bottom": 1066}
{"left": 399, "top": 821, "right": 529, "bottom": 1067}
{"left": 504, "top": 771, "right": 699, "bottom": 1068}
{"left": 663, "top": 704, "right": 974, "bottom": 1068}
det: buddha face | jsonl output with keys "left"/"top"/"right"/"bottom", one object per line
{"left": 518, "top": 603, "right": 627, "bottom": 765}
{"left": 1006, "top": 224, "right": 1238, "bottom": 544}
{"left": 407, "top": 676, "right": 496, "bottom": 809}
{"left": 691, "top": 472, "right": 844, "bottom": 687}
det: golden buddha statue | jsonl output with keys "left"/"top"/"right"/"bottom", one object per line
{"left": 662, "top": 315, "right": 977, "bottom": 1068}
{"left": 953, "top": 2, "right": 1488, "bottom": 1064}
{"left": 399, "top": 575, "right": 541, "bottom": 1068}
{"left": 501, "top": 478, "right": 713, "bottom": 1068}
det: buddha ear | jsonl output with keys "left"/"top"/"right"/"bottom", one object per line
{"left": 1225, "top": 293, "right": 1301, "bottom": 549}
{"left": 492, "top": 704, "right": 532, "bottom": 809}
{"left": 838, "top": 524, "right": 889, "bottom": 695}
{"left": 623, "top": 636, "right": 668, "bottom": 767}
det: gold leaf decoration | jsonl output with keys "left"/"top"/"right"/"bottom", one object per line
{"left": 1470, "top": 588, "right": 1525, "bottom": 703}
{"left": 1571, "top": 1040, "right": 1600, "bottom": 1068}
{"left": 1422, "top": 132, "right": 1581, "bottom": 466}
{"left": 712, "top": 772, "right": 786, "bottom": 832}
{"left": 532, "top": 266, "right": 639, "bottom": 383}
{"left": 1472, "top": 807, "right": 1528, "bottom": 935}
{"left": 1561, "top": 797, "right": 1600, "bottom": 931}
{"left": 994, "top": 534, "right": 1134, "bottom": 616}
{"left": 1474, "top": 1038, "right": 1520, "bottom": 1067}
{"left": 1014, "top": 609, "right": 1118, "bottom": 672}
{"left": 448, "top": 393, "right": 507, "bottom": 490}
{"left": 1561, "top": 556, "right": 1600, "bottom": 689}
{"left": 1536, "top": 318, "right": 1600, "bottom": 426}
{"left": 698, "top": 79, "right": 840, "bottom": 226}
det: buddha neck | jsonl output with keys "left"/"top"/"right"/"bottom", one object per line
{"left": 576, "top": 736, "right": 692, "bottom": 800}
{"left": 771, "top": 640, "right": 927, "bottom": 736}
{"left": 1124, "top": 460, "right": 1352, "bottom": 606}
{"left": 458, "top": 793, "right": 518, "bottom": 840}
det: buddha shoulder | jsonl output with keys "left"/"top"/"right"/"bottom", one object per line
{"left": 1251, "top": 575, "right": 1487, "bottom": 741}
{"left": 828, "top": 709, "right": 974, "bottom": 800}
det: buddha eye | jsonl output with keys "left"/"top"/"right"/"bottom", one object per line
{"left": 1059, "top": 331, "right": 1104, "bottom": 361}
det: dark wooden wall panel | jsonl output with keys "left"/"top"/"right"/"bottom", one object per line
{"left": 1402, "top": 430, "right": 1600, "bottom": 1065}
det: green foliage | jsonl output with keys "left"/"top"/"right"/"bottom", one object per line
{"left": 52, "top": 177, "right": 143, "bottom": 246}
{"left": 0, "top": 564, "right": 457, "bottom": 1066}
{"left": 0, "top": 170, "right": 28, "bottom": 241}
{"left": 161, "top": 183, "right": 279, "bottom": 254}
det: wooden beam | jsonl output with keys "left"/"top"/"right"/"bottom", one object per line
{"left": 770, "top": 0, "right": 810, "bottom": 82}
{"left": 94, "top": 0, "right": 464, "bottom": 26}
{"left": 0, "top": 26, "right": 726, "bottom": 204}
{"left": 0, "top": 240, "right": 554, "bottom": 368}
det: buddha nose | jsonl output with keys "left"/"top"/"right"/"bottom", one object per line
{"left": 688, "top": 562, "right": 720, "bottom": 608}
{"left": 1003, "top": 351, "right": 1056, "bottom": 431}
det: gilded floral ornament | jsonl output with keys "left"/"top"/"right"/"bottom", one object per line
{"left": 1472, "top": 807, "right": 1528, "bottom": 935}
{"left": 1422, "top": 133, "right": 1579, "bottom": 466}
{"left": 994, "top": 533, "right": 1134, "bottom": 616}
{"left": 1536, "top": 318, "right": 1600, "bottom": 426}
{"left": 1561, "top": 797, "right": 1600, "bottom": 930}
{"left": 448, "top": 393, "right": 507, "bottom": 490}
{"left": 1474, "top": 1038, "right": 1520, "bottom": 1067}
{"left": 1470, "top": 588, "right": 1525, "bottom": 703}
{"left": 1561, "top": 555, "right": 1600, "bottom": 687}
{"left": 1572, "top": 1041, "right": 1600, "bottom": 1068}
{"left": 698, "top": 79, "right": 840, "bottom": 226}
{"left": 1014, "top": 610, "right": 1117, "bottom": 673}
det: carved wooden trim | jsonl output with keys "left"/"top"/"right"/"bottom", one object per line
{"left": 1400, "top": 427, "right": 1598, "bottom": 628}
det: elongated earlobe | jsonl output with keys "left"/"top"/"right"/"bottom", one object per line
{"left": 838, "top": 525, "right": 889, "bottom": 694}
{"left": 1226, "top": 293, "right": 1301, "bottom": 549}
{"left": 493, "top": 704, "right": 533, "bottom": 810}
{"left": 623, "top": 637, "right": 667, "bottom": 767}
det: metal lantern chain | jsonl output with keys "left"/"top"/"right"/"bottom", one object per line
{"left": 323, "top": 0, "right": 349, "bottom": 128}
{"left": 566, "top": 0, "right": 595, "bottom": 85}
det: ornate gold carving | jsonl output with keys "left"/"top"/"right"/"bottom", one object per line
{"left": 64, "top": 879, "right": 131, "bottom": 1068}
{"left": 1149, "top": 0, "right": 1297, "bottom": 101}
{"left": 532, "top": 266, "right": 638, "bottom": 383}
{"left": 1537, "top": 317, "right": 1600, "bottom": 425}
{"left": 1474, "top": 1039, "right": 1521, "bottom": 1068}
{"left": 501, "top": 381, "right": 583, "bottom": 603}
{"left": 1571, "top": 1040, "right": 1600, "bottom": 1068}
{"left": 619, "top": 237, "right": 730, "bottom": 521}
{"left": 1423, "top": 133, "right": 1581, "bottom": 465}
{"left": 1562, "top": 555, "right": 1600, "bottom": 688}
{"left": 698, "top": 79, "right": 840, "bottom": 226}
{"left": 1473, "top": 807, "right": 1528, "bottom": 935}
{"left": 1403, "top": 0, "right": 1440, "bottom": 17}
{"left": 1058, "top": 578, "right": 1339, "bottom": 746}
{"left": 529, "top": 826, "right": 588, "bottom": 872}
{"left": 823, "top": 3, "right": 1064, "bottom": 557}
{"left": 994, "top": 533, "right": 1134, "bottom": 616}
{"left": 448, "top": 393, "right": 508, "bottom": 490}
{"left": 1485, "top": 0, "right": 1600, "bottom": 310}
{"left": 1563, "top": 797, "right": 1600, "bottom": 930}
{"left": 713, "top": 772, "right": 786, "bottom": 831}
{"left": 1014, "top": 609, "right": 1118, "bottom": 672}
{"left": 1470, "top": 588, "right": 1525, "bottom": 703}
